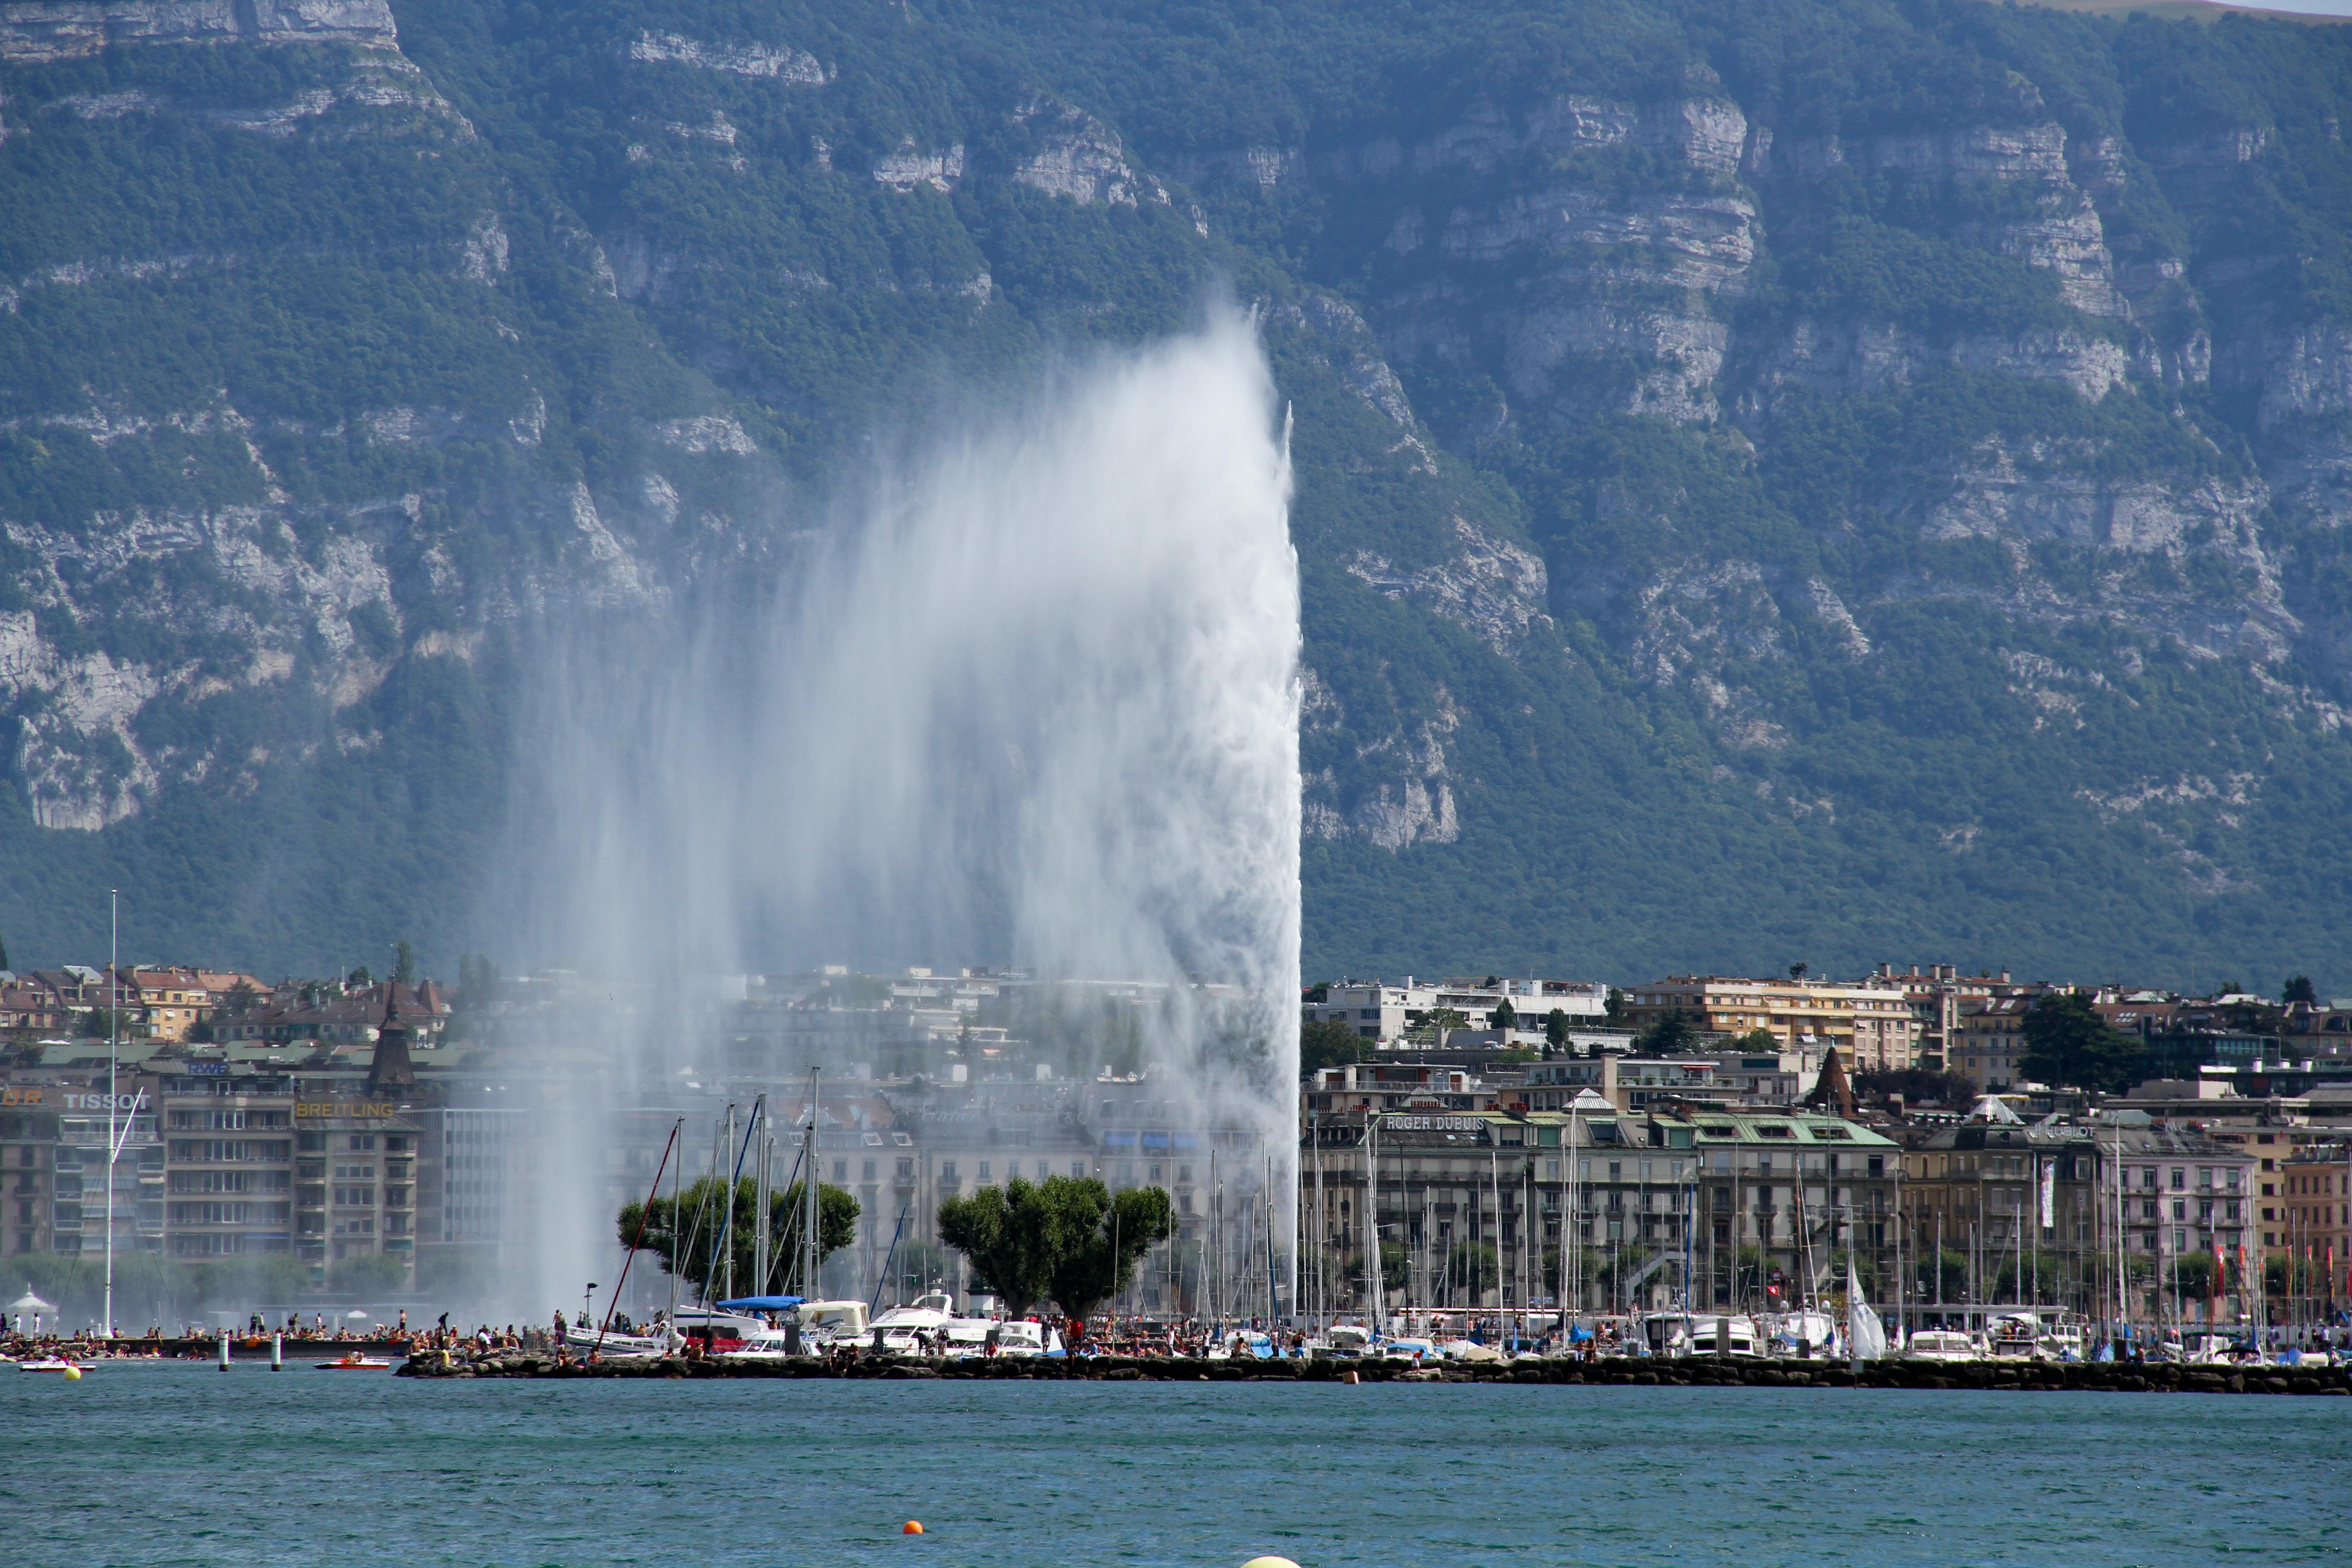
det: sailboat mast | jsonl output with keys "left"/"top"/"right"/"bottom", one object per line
{"left": 1264, "top": 1143, "right": 1278, "bottom": 1324}
{"left": 752, "top": 1094, "right": 771, "bottom": 1300}
{"left": 666, "top": 1117, "right": 684, "bottom": 1350}
{"left": 1363, "top": 1116, "right": 1383, "bottom": 1333}
{"left": 803, "top": 1068, "right": 821, "bottom": 1302}
{"left": 701, "top": 1112, "right": 724, "bottom": 1308}
{"left": 103, "top": 889, "right": 118, "bottom": 1339}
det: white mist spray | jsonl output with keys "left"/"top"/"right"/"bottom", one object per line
{"left": 498, "top": 313, "right": 1301, "bottom": 1315}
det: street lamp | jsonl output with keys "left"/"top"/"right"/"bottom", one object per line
{"left": 583, "top": 1282, "right": 598, "bottom": 1332}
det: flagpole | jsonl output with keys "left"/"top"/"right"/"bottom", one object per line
{"left": 104, "top": 888, "right": 118, "bottom": 1340}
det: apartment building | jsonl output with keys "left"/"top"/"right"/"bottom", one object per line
{"left": 1901, "top": 1121, "right": 2255, "bottom": 1316}
{"left": 161, "top": 1075, "right": 295, "bottom": 1259}
{"left": 56, "top": 1079, "right": 162, "bottom": 1256}
{"left": 1622, "top": 976, "right": 1922, "bottom": 1072}
{"left": 294, "top": 1095, "right": 421, "bottom": 1279}
{"left": 0, "top": 1090, "right": 58, "bottom": 1254}
{"left": 1298, "top": 1107, "right": 1900, "bottom": 1315}
{"left": 2271, "top": 1141, "right": 2351, "bottom": 1278}
{"left": 1519, "top": 1049, "right": 1816, "bottom": 1112}
{"left": 1952, "top": 996, "right": 2035, "bottom": 1090}
{"left": 1306, "top": 977, "right": 1606, "bottom": 1049}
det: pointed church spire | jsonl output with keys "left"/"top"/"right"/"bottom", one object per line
{"left": 366, "top": 982, "right": 416, "bottom": 1094}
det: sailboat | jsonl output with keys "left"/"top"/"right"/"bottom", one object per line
{"left": 1847, "top": 1262, "right": 1888, "bottom": 1363}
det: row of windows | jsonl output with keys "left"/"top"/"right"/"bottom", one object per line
{"left": 170, "top": 1234, "right": 290, "bottom": 1256}
{"left": 841, "top": 1158, "right": 1113, "bottom": 1185}
{"left": 2136, "top": 1166, "right": 2241, "bottom": 1192}
{"left": 168, "top": 1201, "right": 292, "bottom": 1225}
{"left": 931, "top": 1159, "right": 1175, "bottom": 1184}
{"left": 166, "top": 1109, "right": 290, "bottom": 1131}
{"left": 168, "top": 1171, "right": 290, "bottom": 1194}
{"left": 167, "top": 1140, "right": 292, "bottom": 1163}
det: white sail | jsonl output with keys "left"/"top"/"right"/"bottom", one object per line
{"left": 1848, "top": 1262, "right": 1887, "bottom": 1361}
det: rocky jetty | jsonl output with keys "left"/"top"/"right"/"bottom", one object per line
{"left": 397, "top": 1348, "right": 2352, "bottom": 1396}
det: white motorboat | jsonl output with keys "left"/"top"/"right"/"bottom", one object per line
{"left": 2038, "top": 1314, "right": 2087, "bottom": 1362}
{"left": 1685, "top": 1314, "right": 1762, "bottom": 1357}
{"left": 17, "top": 1355, "right": 93, "bottom": 1373}
{"left": 869, "top": 1292, "right": 956, "bottom": 1354}
{"left": 314, "top": 1351, "right": 394, "bottom": 1370}
{"left": 724, "top": 1300, "right": 876, "bottom": 1361}
{"left": 1985, "top": 1312, "right": 2043, "bottom": 1360}
{"left": 798, "top": 1300, "right": 870, "bottom": 1346}
{"left": 567, "top": 1326, "right": 671, "bottom": 1356}
{"left": 942, "top": 1316, "right": 1058, "bottom": 1358}
{"left": 1905, "top": 1329, "right": 1982, "bottom": 1362}
{"left": 1311, "top": 1323, "right": 1375, "bottom": 1359}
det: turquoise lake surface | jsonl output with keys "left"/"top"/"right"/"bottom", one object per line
{"left": 6, "top": 1364, "right": 2343, "bottom": 1566}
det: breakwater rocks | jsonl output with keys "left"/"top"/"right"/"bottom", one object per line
{"left": 399, "top": 1350, "right": 2352, "bottom": 1396}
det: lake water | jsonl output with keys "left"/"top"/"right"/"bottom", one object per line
{"left": 7, "top": 1364, "right": 2344, "bottom": 1567}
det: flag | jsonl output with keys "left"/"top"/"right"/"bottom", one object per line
{"left": 1847, "top": 1261, "right": 1886, "bottom": 1362}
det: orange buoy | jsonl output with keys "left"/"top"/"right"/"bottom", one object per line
{"left": 902, "top": 1521, "right": 924, "bottom": 1535}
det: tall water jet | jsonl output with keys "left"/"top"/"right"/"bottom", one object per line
{"left": 492, "top": 312, "right": 1301, "bottom": 1315}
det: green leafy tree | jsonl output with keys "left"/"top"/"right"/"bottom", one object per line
{"left": 1415, "top": 1007, "right": 1469, "bottom": 1044}
{"left": 1603, "top": 989, "right": 1627, "bottom": 1027}
{"left": 2019, "top": 994, "right": 2144, "bottom": 1092}
{"left": 1299, "top": 1017, "right": 1365, "bottom": 1073}
{"left": 1732, "top": 1027, "right": 1778, "bottom": 1052}
{"left": 392, "top": 941, "right": 416, "bottom": 985}
{"left": 1545, "top": 1008, "right": 1572, "bottom": 1048}
{"left": 937, "top": 1176, "right": 1169, "bottom": 1320}
{"left": 2284, "top": 975, "right": 2318, "bottom": 1005}
{"left": 1636, "top": 1007, "right": 1698, "bottom": 1054}
{"left": 619, "top": 1177, "right": 859, "bottom": 1297}
{"left": 1914, "top": 1248, "right": 1970, "bottom": 1302}
{"left": 1047, "top": 1185, "right": 1173, "bottom": 1323}
{"left": 1491, "top": 997, "right": 1517, "bottom": 1032}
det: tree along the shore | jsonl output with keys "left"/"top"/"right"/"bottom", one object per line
{"left": 618, "top": 1177, "right": 859, "bottom": 1296}
{"left": 937, "top": 1175, "right": 1173, "bottom": 1321}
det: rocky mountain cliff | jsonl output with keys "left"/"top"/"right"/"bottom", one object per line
{"left": 5, "top": 0, "right": 2352, "bottom": 989}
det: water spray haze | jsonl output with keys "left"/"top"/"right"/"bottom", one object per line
{"left": 501, "top": 312, "right": 1302, "bottom": 1313}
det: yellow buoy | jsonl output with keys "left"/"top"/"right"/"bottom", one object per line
{"left": 62, "top": 1366, "right": 82, "bottom": 1381}
{"left": 1240, "top": 1558, "right": 1300, "bottom": 1568}
{"left": 902, "top": 1521, "right": 924, "bottom": 1535}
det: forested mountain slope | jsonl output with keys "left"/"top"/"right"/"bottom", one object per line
{"left": 4, "top": 0, "right": 2352, "bottom": 989}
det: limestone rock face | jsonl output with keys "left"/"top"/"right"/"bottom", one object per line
{"left": 0, "top": 0, "right": 397, "bottom": 61}
{"left": 1008, "top": 100, "right": 1157, "bottom": 207}
{"left": 625, "top": 29, "right": 828, "bottom": 84}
